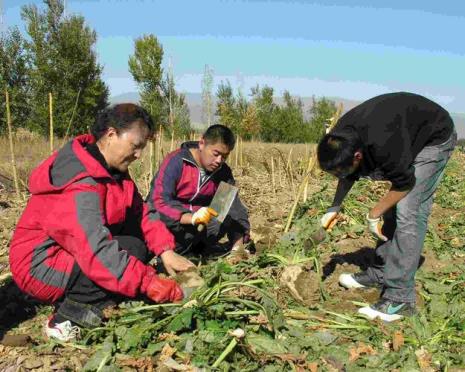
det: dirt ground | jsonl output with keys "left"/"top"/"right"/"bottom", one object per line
{"left": 0, "top": 141, "right": 462, "bottom": 371}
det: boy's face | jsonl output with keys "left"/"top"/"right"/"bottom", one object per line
{"left": 198, "top": 138, "right": 232, "bottom": 172}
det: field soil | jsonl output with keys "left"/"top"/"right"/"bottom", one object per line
{"left": 0, "top": 138, "right": 464, "bottom": 371}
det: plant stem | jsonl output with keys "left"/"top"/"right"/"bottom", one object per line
{"left": 212, "top": 337, "right": 238, "bottom": 368}
{"left": 128, "top": 303, "right": 182, "bottom": 313}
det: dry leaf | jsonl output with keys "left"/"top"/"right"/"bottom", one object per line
{"left": 349, "top": 342, "right": 377, "bottom": 362}
{"left": 415, "top": 347, "right": 434, "bottom": 372}
{"left": 158, "top": 343, "right": 177, "bottom": 363}
{"left": 249, "top": 313, "right": 269, "bottom": 325}
{"left": 392, "top": 330, "right": 404, "bottom": 351}
{"left": 120, "top": 357, "right": 154, "bottom": 371}
{"left": 157, "top": 333, "right": 180, "bottom": 342}
{"left": 450, "top": 237, "right": 462, "bottom": 248}
{"left": 162, "top": 357, "right": 193, "bottom": 371}
{"left": 308, "top": 362, "right": 318, "bottom": 372}
{"left": 250, "top": 230, "right": 265, "bottom": 243}
{"left": 275, "top": 353, "right": 307, "bottom": 363}
{"left": 102, "top": 305, "right": 120, "bottom": 319}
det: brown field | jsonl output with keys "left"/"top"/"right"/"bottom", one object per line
{"left": 1, "top": 131, "right": 464, "bottom": 370}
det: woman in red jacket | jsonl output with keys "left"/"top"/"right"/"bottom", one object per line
{"left": 9, "top": 104, "right": 183, "bottom": 341}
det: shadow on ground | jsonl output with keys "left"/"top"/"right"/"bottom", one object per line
{"left": 322, "top": 246, "right": 425, "bottom": 279}
{"left": 0, "top": 278, "right": 43, "bottom": 341}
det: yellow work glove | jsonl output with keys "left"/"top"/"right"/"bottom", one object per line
{"left": 366, "top": 213, "right": 388, "bottom": 242}
{"left": 192, "top": 207, "right": 218, "bottom": 226}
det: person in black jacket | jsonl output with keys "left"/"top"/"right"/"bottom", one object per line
{"left": 317, "top": 92, "right": 457, "bottom": 322}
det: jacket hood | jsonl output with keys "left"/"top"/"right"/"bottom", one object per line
{"left": 28, "top": 134, "right": 112, "bottom": 195}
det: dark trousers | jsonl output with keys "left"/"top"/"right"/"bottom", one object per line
{"left": 172, "top": 216, "right": 244, "bottom": 256}
{"left": 55, "top": 236, "right": 150, "bottom": 328}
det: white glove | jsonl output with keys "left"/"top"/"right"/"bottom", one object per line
{"left": 320, "top": 206, "right": 340, "bottom": 230}
{"left": 366, "top": 213, "right": 388, "bottom": 242}
{"left": 191, "top": 207, "right": 218, "bottom": 226}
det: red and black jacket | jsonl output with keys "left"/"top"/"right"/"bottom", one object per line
{"left": 9, "top": 135, "right": 160, "bottom": 303}
{"left": 145, "top": 141, "right": 250, "bottom": 254}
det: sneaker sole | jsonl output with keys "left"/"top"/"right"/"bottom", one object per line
{"left": 358, "top": 306, "right": 403, "bottom": 322}
{"left": 338, "top": 273, "right": 366, "bottom": 289}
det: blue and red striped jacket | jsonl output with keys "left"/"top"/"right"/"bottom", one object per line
{"left": 145, "top": 142, "right": 250, "bottom": 254}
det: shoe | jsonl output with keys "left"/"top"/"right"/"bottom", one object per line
{"left": 44, "top": 316, "right": 80, "bottom": 342}
{"left": 358, "top": 298, "right": 416, "bottom": 322}
{"left": 339, "top": 271, "right": 381, "bottom": 289}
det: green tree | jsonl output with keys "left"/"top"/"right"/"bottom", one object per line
{"left": 216, "top": 81, "right": 239, "bottom": 131}
{"left": 129, "top": 35, "right": 190, "bottom": 138}
{"left": 21, "top": 0, "right": 108, "bottom": 136}
{"left": 308, "top": 97, "right": 337, "bottom": 143}
{"left": 128, "top": 34, "right": 164, "bottom": 129}
{"left": 201, "top": 64, "right": 214, "bottom": 127}
{"left": 273, "top": 91, "right": 306, "bottom": 143}
{"left": 240, "top": 104, "right": 260, "bottom": 140}
{"left": 251, "top": 85, "right": 276, "bottom": 142}
{"left": 0, "top": 27, "right": 31, "bottom": 133}
{"left": 159, "top": 71, "right": 191, "bottom": 139}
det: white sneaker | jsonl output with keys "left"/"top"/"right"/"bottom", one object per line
{"left": 358, "top": 306, "right": 403, "bottom": 322}
{"left": 357, "top": 298, "right": 415, "bottom": 323}
{"left": 339, "top": 273, "right": 366, "bottom": 289}
{"left": 44, "top": 317, "right": 80, "bottom": 342}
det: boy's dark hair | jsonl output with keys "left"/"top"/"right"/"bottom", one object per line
{"left": 317, "top": 132, "right": 362, "bottom": 171}
{"left": 202, "top": 124, "right": 236, "bottom": 149}
{"left": 91, "top": 103, "right": 154, "bottom": 140}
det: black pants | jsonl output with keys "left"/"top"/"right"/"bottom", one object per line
{"left": 172, "top": 216, "right": 244, "bottom": 256}
{"left": 55, "top": 236, "right": 150, "bottom": 328}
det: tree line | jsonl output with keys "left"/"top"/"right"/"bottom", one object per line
{"left": 214, "top": 81, "right": 337, "bottom": 143}
{"left": 1, "top": 0, "right": 336, "bottom": 143}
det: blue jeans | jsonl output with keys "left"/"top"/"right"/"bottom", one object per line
{"left": 366, "top": 131, "right": 457, "bottom": 303}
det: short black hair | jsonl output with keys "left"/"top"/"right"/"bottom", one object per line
{"left": 202, "top": 124, "right": 236, "bottom": 149}
{"left": 91, "top": 103, "right": 154, "bottom": 140}
{"left": 317, "top": 132, "right": 362, "bottom": 171}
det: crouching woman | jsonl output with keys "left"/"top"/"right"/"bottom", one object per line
{"left": 9, "top": 104, "right": 183, "bottom": 341}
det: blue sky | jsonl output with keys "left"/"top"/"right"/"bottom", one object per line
{"left": 4, "top": 0, "right": 465, "bottom": 112}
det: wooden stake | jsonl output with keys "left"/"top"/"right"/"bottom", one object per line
{"left": 63, "top": 88, "right": 81, "bottom": 144}
{"left": 157, "top": 127, "right": 163, "bottom": 168}
{"left": 149, "top": 139, "right": 155, "bottom": 181}
{"left": 5, "top": 90, "right": 21, "bottom": 200}
{"left": 49, "top": 92, "right": 54, "bottom": 154}
{"left": 303, "top": 178, "right": 309, "bottom": 202}
{"left": 271, "top": 156, "right": 275, "bottom": 194}
{"left": 170, "top": 129, "right": 175, "bottom": 152}
{"left": 234, "top": 139, "right": 239, "bottom": 168}
{"left": 239, "top": 137, "right": 244, "bottom": 168}
{"left": 286, "top": 148, "right": 293, "bottom": 171}
{"left": 284, "top": 149, "right": 317, "bottom": 233}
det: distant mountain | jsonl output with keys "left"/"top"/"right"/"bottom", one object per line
{"left": 110, "top": 92, "right": 465, "bottom": 138}
{"left": 452, "top": 113, "right": 465, "bottom": 139}
{"left": 110, "top": 92, "right": 140, "bottom": 103}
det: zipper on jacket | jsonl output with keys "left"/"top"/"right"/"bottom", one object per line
{"left": 182, "top": 157, "right": 221, "bottom": 204}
